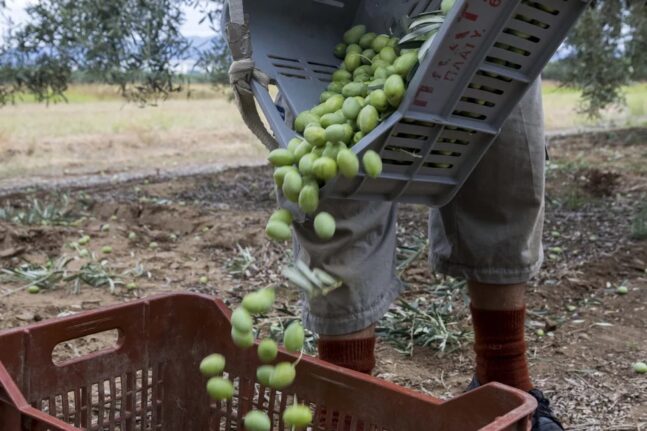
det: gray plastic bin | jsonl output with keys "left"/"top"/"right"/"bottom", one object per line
{"left": 233, "top": 0, "right": 589, "bottom": 206}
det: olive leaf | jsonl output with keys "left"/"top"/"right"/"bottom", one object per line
{"left": 398, "top": 10, "right": 447, "bottom": 61}
{"left": 281, "top": 262, "right": 342, "bottom": 299}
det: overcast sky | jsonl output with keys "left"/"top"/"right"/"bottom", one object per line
{"left": 3, "top": 0, "right": 215, "bottom": 37}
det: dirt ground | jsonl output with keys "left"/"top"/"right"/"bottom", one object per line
{"left": 1, "top": 129, "right": 646, "bottom": 430}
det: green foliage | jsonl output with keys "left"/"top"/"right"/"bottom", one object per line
{"left": 195, "top": 37, "right": 232, "bottom": 85}
{"left": 192, "top": 0, "right": 231, "bottom": 85}
{"left": 541, "top": 60, "right": 573, "bottom": 83}
{"left": 0, "top": 253, "right": 143, "bottom": 295}
{"left": 0, "top": 0, "right": 226, "bottom": 105}
{"left": 377, "top": 296, "right": 471, "bottom": 356}
{"left": 626, "top": 3, "right": 647, "bottom": 81}
{"left": 559, "top": 1, "right": 646, "bottom": 118}
{"left": 1, "top": 0, "right": 645, "bottom": 117}
{"left": 0, "top": 194, "right": 83, "bottom": 226}
{"left": 0, "top": 2, "right": 18, "bottom": 104}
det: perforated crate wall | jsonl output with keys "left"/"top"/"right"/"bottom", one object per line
{"left": 0, "top": 294, "right": 537, "bottom": 430}
{"left": 242, "top": 0, "right": 589, "bottom": 206}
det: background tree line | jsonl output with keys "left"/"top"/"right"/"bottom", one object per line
{"left": 0, "top": 0, "right": 645, "bottom": 117}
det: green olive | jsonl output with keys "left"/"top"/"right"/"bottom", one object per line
{"left": 206, "top": 377, "right": 234, "bottom": 401}
{"left": 283, "top": 321, "right": 305, "bottom": 353}
{"left": 199, "top": 353, "right": 225, "bottom": 377}
{"left": 243, "top": 410, "right": 271, "bottom": 431}
{"left": 231, "top": 307, "right": 253, "bottom": 333}
{"left": 231, "top": 327, "right": 254, "bottom": 349}
{"left": 283, "top": 404, "right": 313, "bottom": 429}
{"left": 257, "top": 339, "right": 278, "bottom": 363}
{"left": 256, "top": 365, "right": 274, "bottom": 386}
{"left": 269, "top": 362, "right": 296, "bottom": 390}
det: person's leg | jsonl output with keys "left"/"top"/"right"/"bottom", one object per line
{"left": 469, "top": 281, "right": 564, "bottom": 431}
{"left": 429, "top": 80, "right": 563, "bottom": 429}
{"left": 291, "top": 197, "right": 401, "bottom": 374}
{"left": 468, "top": 282, "right": 526, "bottom": 311}
{"left": 317, "top": 325, "right": 376, "bottom": 373}
{"left": 469, "top": 282, "right": 532, "bottom": 391}
{"left": 429, "top": 78, "right": 546, "bottom": 292}
{"left": 429, "top": 77, "right": 545, "bottom": 389}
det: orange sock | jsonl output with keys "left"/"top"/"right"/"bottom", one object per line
{"left": 471, "top": 305, "right": 532, "bottom": 391}
{"left": 317, "top": 337, "right": 376, "bottom": 374}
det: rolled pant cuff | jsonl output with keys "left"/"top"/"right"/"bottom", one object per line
{"left": 430, "top": 254, "right": 543, "bottom": 285}
{"left": 302, "top": 277, "right": 404, "bottom": 336}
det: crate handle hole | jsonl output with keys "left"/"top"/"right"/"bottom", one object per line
{"left": 279, "top": 72, "right": 309, "bottom": 80}
{"left": 444, "top": 126, "right": 478, "bottom": 135}
{"left": 439, "top": 138, "right": 470, "bottom": 146}
{"left": 385, "top": 146, "right": 422, "bottom": 158}
{"left": 476, "top": 70, "right": 513, "bottom": 83}
{"left": 502, "top": 28, "right": 540, "bottom": 43}
{"left": 522, "top": 0, "right": 560, "bottom": 15}
{"left": 494, "top": 42, "right": 531, "bottom": 57}
{"left": 468, "top": 82, "right": 504, "bottom": 95}
{"left": 453, "top": 110, "right": 487, "bottom": 121}
{"left": 460, "top": 96, "right": 496, "bottom": 108}
{"left": 514, "top": 13, "right": 550, "bottom": 29}
{"left": 273, "top": 63, "right": 304, "bottom": 71}
{"left": 393, "top": 132, "right": 427, "bottom": 140}
{"left": 382, "top": 159, "right": 414, "bottom": 166}
{"left": 430, "top": 150, "right": 461, "bottom": 157}
{"left": 268, "top": 54, "right": 300, "bottom": 63}
{"left": 52, "top": 329, "right": 122, "bottom": 366}
{"left": 424, "top": 162, "right": 454, "bottom": 169}
{"left": 313, "top": 0, "right": 345, "bottom": 7}
{"left": 307, "top": 61, "right": 338, "bottom": 69}
{"left": 485, "top": 56, "right": 522, "bottom": 70}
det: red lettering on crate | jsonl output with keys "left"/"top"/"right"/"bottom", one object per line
{"left": 414, "top": 86, "right": 434, "bottom": 107}
{"left": 430, "top": 40, "right": 479, "bottom": 84}
{"left": 444, "top": 71, "right": 458, "bottom": 81}
{"left": 420, "top": 3, "right": 489, "bottom": 111}
{"left": 459, "top": 4, "right": 479, "bottom": 22}
{"left": 456, "top": 30, "right": 483, "bottom": 41}
{"left": 460, "top": 43, "right": 475, "bottom": 60}
{"left": 470, "top": 30, "right": 484, "bottom": 39}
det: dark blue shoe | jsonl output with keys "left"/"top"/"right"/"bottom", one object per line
{"left": 467, "top": 376, "right": 564, "bottom": 431}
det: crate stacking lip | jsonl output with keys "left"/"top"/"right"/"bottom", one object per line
{"left": 0, "top": 293, "right": 538, "bottom": 430}
{"left": 242, "top": 0, "right": 589, "bottom": 206}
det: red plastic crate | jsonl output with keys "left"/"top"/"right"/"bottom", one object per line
{"left": 0, "top": 293, "right": 536, "bottom": 430}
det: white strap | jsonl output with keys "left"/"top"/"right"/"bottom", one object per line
{"left": 229, "top": 59, "right": 279, "bottom": 150}
{"left": 228, "top": 0, "right": 245, "bottom": 25}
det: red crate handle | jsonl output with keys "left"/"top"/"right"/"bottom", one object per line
{"left": 23, "top": 302, "right": 147, "bottom": 371}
